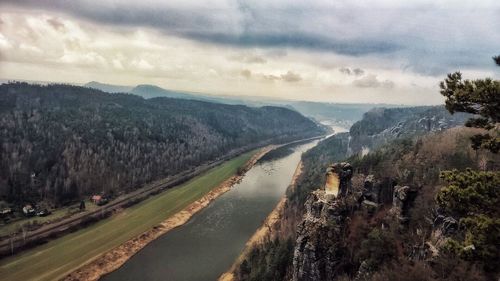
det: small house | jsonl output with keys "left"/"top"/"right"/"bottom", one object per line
{"left": 22, "top": 205, "right": 36, "bottom": 216}
{"left": 91, "top": 195, "right": 109, "bottom": 206}
{"left": 91, "top": 195, "right": 102, "bottom": 204}
{"left": 0, "top": 208, "right": 12, "bottom": 216}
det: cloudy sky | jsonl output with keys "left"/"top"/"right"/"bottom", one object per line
{"left": 0, "top": 0, "right": 498, "bottom": 104}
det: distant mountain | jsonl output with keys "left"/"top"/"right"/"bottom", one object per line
{"left": 130, "top": 84, "right": 266, "bottom": 106}
{"left": 130, "top": 84, "right": 201, "bottom": 100}
{"left": 85, "top": 81, "right": 400, "bottom": 127}
{"left": 84, "top": 81, "right": 134, "bottom": 93}
{"left": 0, "top": 82, "right": 325, "bottom": 205}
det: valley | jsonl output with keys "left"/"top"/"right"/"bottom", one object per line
{"left": 0, "top": 3, "right": 497, "bottom": 280}
{"left": 0, "top": 149, "right": 258, "bottom": 281}
{"left": 101, "top": 140, "right": 320, "bottom": 281}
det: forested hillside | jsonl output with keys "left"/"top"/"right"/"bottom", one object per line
{"left": 0, "top": 82, "right": 324, "bottom": 206}
{"left": 234, "top": 59, "right": 500, "bottom": 281}
{"left": 235, "top": 128, "right": 499, "bottom": 281}
{"left": 231, "top": 105, "right": 497, "bottom": 281}
{"left": 288, "top": 127, "right": 499, "bottom": 281}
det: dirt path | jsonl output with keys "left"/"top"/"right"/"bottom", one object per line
{"left": 218, "top": 161, "right": 303, "bottom": 281}
{"left": 61, "top": 146, "right": 275, "bottom": 281}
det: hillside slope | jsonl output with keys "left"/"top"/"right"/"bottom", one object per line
{"left": 348, "top": 106, "right": 470, "bottom": 154}
{"left": 289, "top": 127, "right": 499, "bottom": 281}
{"left": 0, "top": 82, "right": 324, "bottom": 206}
{"left": 229, "top": 105, "right": 500, "bottom": 281}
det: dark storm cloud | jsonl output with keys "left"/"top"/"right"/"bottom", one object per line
{"left": 2, "top": 0, "right": 228, "bottom": 33}
{"left": 183, "top": 32, "right": 399, "bottom": 56}
{"left": 2, "top": 0, "right": 499, "bottom": 75}
{"left": 1, "top": 0, "right": 399, "bottom": 56}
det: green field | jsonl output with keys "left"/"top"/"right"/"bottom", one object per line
{"left": 0, "top": 150, "right": 256, "bottom": 281}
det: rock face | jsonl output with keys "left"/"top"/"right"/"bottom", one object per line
{"left": 292, "top": 163, "right": 356, "bottom": 281}
{"left": 348, "top": 106, "right": 469, "bottom": 155}
{"left": 324, "top": 163, "right": 353, "bottom": 197}
{"left": 389, "top": 185, "right": 416, "bottom": 223}
{"left": 292, "top": 190, "right": 351, "bottom": 281}
{"left": 292, "top": 167, "right": 420, "bottom": 281}
{"left": 362, "top": 175, "right": 395, "bottom": 205}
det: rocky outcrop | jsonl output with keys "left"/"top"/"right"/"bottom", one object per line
{"left": 292, "top": 167, "right": 421, "bottom": 281}
{"left": 348, "top": 106, "right": 470, "bottom": 155}
{"left": 325, "top": 163, "right": 353, "bottom": 197}
{"left": 389, "top": 185, "right": 417, "bottom": 223}
{"left": 292, "top": 190, "right": 352, "bottom": 281}
{"left": 361, "top": 175, "right": 395, "bottom": 209}
{"left": 425, "top": 214, "right": 459, "bottom": 258}
{"left": 282, "top": 123, "right": 497, "bottom": 281}
{"left": 433, "top": 215, "right": 458, "bottom": 236}
{"left": 292, "top": 163, "right": 357, "bottom": 281}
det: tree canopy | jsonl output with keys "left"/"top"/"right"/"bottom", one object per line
{"left": 437, "top": 169, "right": 500, "bottom": 271}
{"left": 0, "top": 82, "right": 324, "bottom": 205}
{"left": 439, "top": 56, "right": 500, "bottom": 153}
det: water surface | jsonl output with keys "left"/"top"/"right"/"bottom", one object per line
{"left": 102, "top": 141, "right": 318, "bottom": 281}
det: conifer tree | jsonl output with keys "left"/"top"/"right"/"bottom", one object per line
{"left": 439, "top": 56, "right": 500, "bottom": 153}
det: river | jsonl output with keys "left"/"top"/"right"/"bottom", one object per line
{"left": 101, "top": 140, "right": 319, "bottom": 281}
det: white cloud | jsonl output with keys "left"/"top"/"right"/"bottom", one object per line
{"left": 0, "top": 33, "right": 14, "bottom": 49}
{"left": 0, "top": 8, "right": 481, "bottom": 105}
{"left": 130, "top": 58, "right": 154, "bottom": 71}
{"left": 112, "top": 58, "right": 124, "bottom": 70}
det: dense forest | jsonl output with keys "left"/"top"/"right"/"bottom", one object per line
{"left": 0, "top": 82, "right": 324, "bottom": 206}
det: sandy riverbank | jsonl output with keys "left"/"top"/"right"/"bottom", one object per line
{"left": 61, "top": 146, "right": 276, "bottom": 281}
{"left": 218, "top": 161, "right": 303, "bottom": 281}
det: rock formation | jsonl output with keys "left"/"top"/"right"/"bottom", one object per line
{"left": 347, "top": 106, "right": 470, "bottom": 155}
{"left": 292, "top": 166, "right": 422, "bottom": 281}
{"left": 361, "top": 175, "right": 395, "bottom": 205}
{"left": 389, "top": 185, "right": 417, "bottom": 223}
{"left": 324, "top": 163, "right": 353, "bottom": 197}
{"left": 292, "top": 163, "right": 356, "bottom": 281}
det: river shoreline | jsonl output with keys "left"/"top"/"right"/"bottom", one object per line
{"left": 61, "top": 145, "right": 276, "bottom": 281}
{"left": 219, "top": 161, "right": 304, "bottom": 281}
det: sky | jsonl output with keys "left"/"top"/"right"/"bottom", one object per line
{"left": 0, "top": 0, "right": 498, "bottom": 104}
